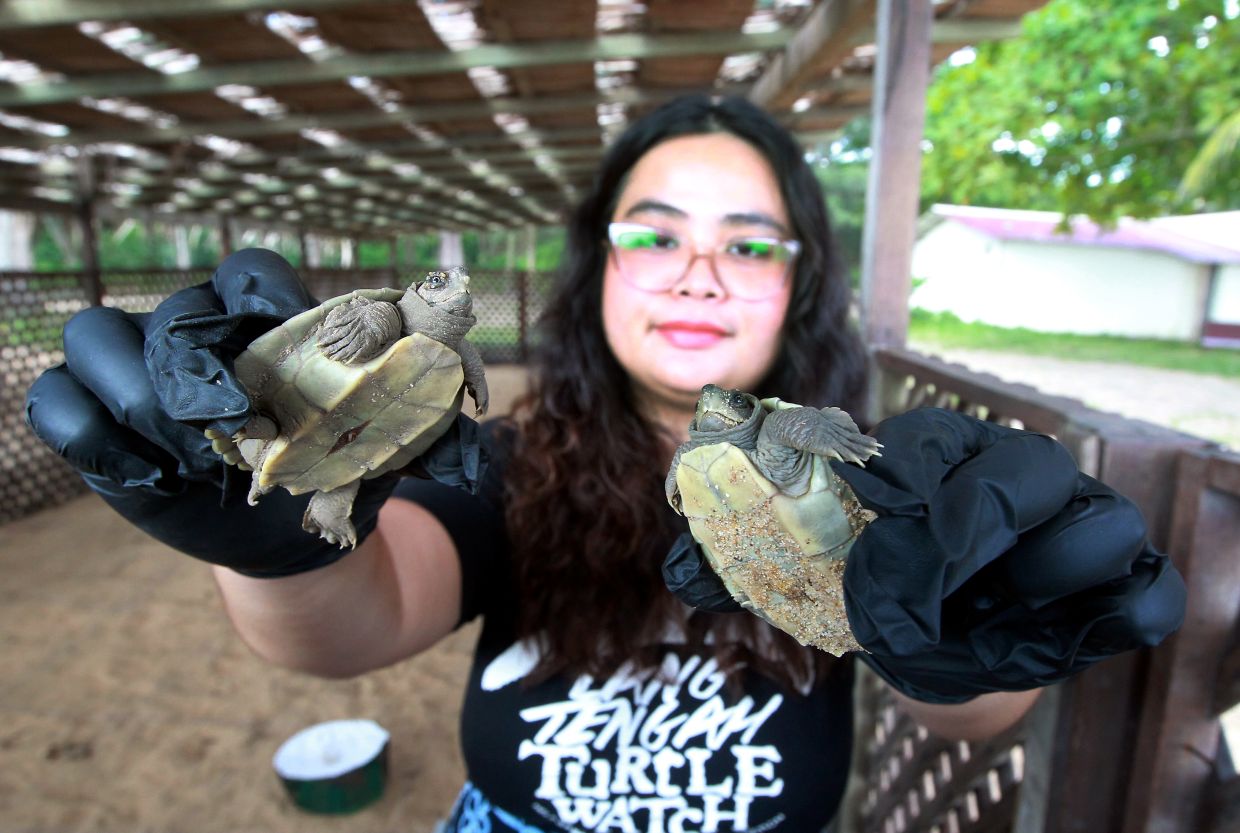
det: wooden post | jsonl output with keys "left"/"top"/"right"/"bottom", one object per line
{"left": 438, "top": 230, "right": 463, "bottom": 268}
{"left": 0, "top": 210, "right": 35, "bottom": 269}
{"left": 859, "top": 0, "right": 933, "bottom": 418}
{"left": 1121, "top": 449, "right": 1240, "bottom": 833}
{"left": 304, "top": 230, "right": 322, "bottom": 268}
{"left": 218, "top": 215, "right": 233, "bottom": 257}
{"left": 387, "top": 235, "right": 399, "bottom": 287}
{"left": 75, "top": 156, "right": 102, "bottom": 306}
{"left": 520, "top": 226, "right": 537, "bottom": 362}
{"left": 173, "top": 223, "right": 191, "bottom": 269}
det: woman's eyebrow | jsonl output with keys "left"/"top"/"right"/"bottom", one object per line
{"left": 622, "top": 199, "right": 686, "bottom": 219}
{"left": 622, "top": 200, "right": 790, "bottom": 236}
{"left": 722, "top": 211, "right": 790, "bottom": 236}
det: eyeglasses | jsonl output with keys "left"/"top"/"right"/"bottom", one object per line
{"left": 606, "top": 221, "right": 800, "bottom": 301}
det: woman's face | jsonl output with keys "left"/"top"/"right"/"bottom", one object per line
{"left": 602, "top": 132, "right": 795, "bottom": 413}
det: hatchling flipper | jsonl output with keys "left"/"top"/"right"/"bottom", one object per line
{"left": 303, "top": 481, "right": 362, "bottom": 549}
{"left": 316, "top": 297, "right": 402, "bottom": 364}
{"left": 761, "top": 406, "right": 882, "bottom": 465}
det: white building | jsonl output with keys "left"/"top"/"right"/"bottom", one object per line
{"left": 910, "top": 204, "right": 1240, "bottom": 346}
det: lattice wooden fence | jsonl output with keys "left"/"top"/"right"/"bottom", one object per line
{"left": 1, "top": 265, "right": 548, "bottom": 525}
{"left": 837, "top": 347, "right": 1240, "bottom": 833}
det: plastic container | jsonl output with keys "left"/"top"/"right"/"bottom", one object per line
{"left": 272, "top": 719, "right": 390, "bottom": 814}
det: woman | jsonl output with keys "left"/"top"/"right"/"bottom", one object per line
{"left": 26, "top": 94, "right": 1184, "bottom": 831}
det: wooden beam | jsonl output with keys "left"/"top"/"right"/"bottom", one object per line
{"left": 858, "top": 0, "right": 933, "bottom": 369}
{"left": 0, "top": 190, "right": 73, "bottom": 213}
{"left": 0, "top": 31, "right": 793, "bottom": 109}
{"left": 860, "top": 17, "right": 1027, "bottom": 44}
{"left": 784, "top": 103, "right": 870, "bottom": 127}
{"left": 75, "top": 156, "right": 102, "bottom": 305}
{"left": 1122, "top": 449, "right": 1240, "bottom": 833}
{"left": 5, "top": 88, "right": 684, "bottom": 149}
{"left": 134, "top": 186, "right": 498, "bottom": 232}
{"left": 0, "top": 0, "right": 386, "bottom": 29}
{"left": 751, "top": 6, "right": 1027, "bottom": 112}
{"left": 749, "top": 0, "right": 879, "bottom": 111}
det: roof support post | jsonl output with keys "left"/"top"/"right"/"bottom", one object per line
{"left": 304, "top": 230, "right": 322, "bottom": 269}
{"left": 0, "top": 210, "right": 35, "bottom": 269}
{"left": 438, "top": 231, "right": 464, "bottom": 269}
{"left": 218, "top": 215, "right": 233, "bottom": 258}
{"left": 75, "top": 156, "right": 102, "bottom": 307}
{"left": 173, "top": 222, "right": 192, "bottom": 270}
{"left": 520, "top": 226, "right": 537, "bottom": 363}
{"left": 860, "top": 0, "right": 933, "bottom": 419}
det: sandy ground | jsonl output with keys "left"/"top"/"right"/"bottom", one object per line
{"left": 1, "top": 358, "right": 1236, "bottom": 832}
{"left": 0, "top": 365, "right": 530, "bottom": 833}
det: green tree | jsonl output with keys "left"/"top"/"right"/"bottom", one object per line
{"left": 1180, "top": 107, "right": 1240, "bottom": 198}
{"left": 921, "top": 0, "right": 1240, "bottom": 222}
{"left": 811, "top": 117, "right": 871, "bottom": 286}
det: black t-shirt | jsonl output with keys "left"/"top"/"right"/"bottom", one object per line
{"left": 392, "top": 421, "right": 855, "bottom": 832}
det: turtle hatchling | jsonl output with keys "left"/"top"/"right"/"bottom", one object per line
{"left": 666, "top": 384, "right": 881, "bottom": 655}
{"left": 207, "top": 267, "right": 489, "bottom": 549}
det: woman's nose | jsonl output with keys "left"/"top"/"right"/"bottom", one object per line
{"left": 673, "top": 252, "right": 727, "bottom": 299}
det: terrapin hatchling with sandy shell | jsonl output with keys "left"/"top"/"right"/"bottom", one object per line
{"left": 666, "top": 384, "right": 881, "bottom": 655}
{"left": 207, "top": 267, "right": 488, "bottom": 549}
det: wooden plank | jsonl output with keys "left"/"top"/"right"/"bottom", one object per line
{"left": 873, "top": 347, "right": 1090, "bottom": 435}
{"left": 0, "top": 0, "right": 383, "bottom": 29}
{"left": 1011, "top": 684, "right": 1060, "bottom": 833}
{"left": 0, "top": 30, "right": 794, "bottom": 108}
{"left": 1122, "top": 449, "right": 1240, "bottom": 833}
{"left": 748, "top": 0, "right": 874, "bottom": 111}
{"left": 1204, "top": 775, "right": 1240, "bottom": 833}
{"left": 858, "top": 0, "right": 933, "bottom": 369}
{"left": 1041, "top": 652, "right": 1148, "bottom": 832}
{"left": 4, "top": 88, "right": 691, "bottom": 149}
{"left": 1038, "top": 426, "right": 1214, "bottom": 832}
{"left": 1217, "top": 633, "right": 1240, "bottom": 715}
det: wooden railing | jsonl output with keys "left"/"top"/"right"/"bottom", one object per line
{"left": 841, "top": 347, "right": 1238, "bottom": 833}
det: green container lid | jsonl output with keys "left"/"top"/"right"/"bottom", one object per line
{"left": 273, "top": 719, "right": 390, "bottom": 814}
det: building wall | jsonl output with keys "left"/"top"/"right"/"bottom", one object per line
{"left": 1210, "top": 264, "right": 1240, "bottom": 324}
{"left": 910, "top": 222, "right": 1211, "bottom": 340}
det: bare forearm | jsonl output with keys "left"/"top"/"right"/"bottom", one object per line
{"left": 212, "top": 499, "right": 464, "bottom": 677}
{"left": 212, "top": 535, "right": 406, "bottom": 678}
{"left": 893, "top": 687, "right": 1042, "bottom": 741}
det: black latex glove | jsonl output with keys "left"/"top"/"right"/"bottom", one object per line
{"left": 25, "top": 248, "right": 485, "bottom": 577}
{"left": 663, "top": 407, "right": 1186, "bottom": 703}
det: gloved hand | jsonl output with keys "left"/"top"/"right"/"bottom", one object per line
{"left": 25, "top": 248, "right": 485, "bottom": 577}
{"left": 663, "top": 407, "right": 1186, "bottom": 704}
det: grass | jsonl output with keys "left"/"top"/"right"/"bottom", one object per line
{"left": 907, "top": 309, "right": 1240, "bottom": 378}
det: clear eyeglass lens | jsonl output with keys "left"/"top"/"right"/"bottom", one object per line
{"left": 608, "top": 223, "right": 797, "bottom": 299}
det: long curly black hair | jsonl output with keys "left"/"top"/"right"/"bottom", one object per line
{"left": 504, "top": 93, "right": 869, "bottom": 689}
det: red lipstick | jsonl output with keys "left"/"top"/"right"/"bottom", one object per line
{"left": 654, "top": 320, "right": 729, "bottom": 349}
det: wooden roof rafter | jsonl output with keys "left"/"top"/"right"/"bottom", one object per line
{"left": 0, "top": 31, "right": 798, "bottom": 109}
{"left": 0, "top": 0, "right": 394, "bottom": 30}
{"left": 0, "top": 0, "right": 1053, "bottom": 235}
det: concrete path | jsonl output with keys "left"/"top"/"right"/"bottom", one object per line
{"left": 913, "top": 345, "right": 1240, "bottom": 450}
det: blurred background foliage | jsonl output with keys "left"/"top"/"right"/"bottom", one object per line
{"left": 919, "top": 0, "right": 1238, "bottom": 222}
